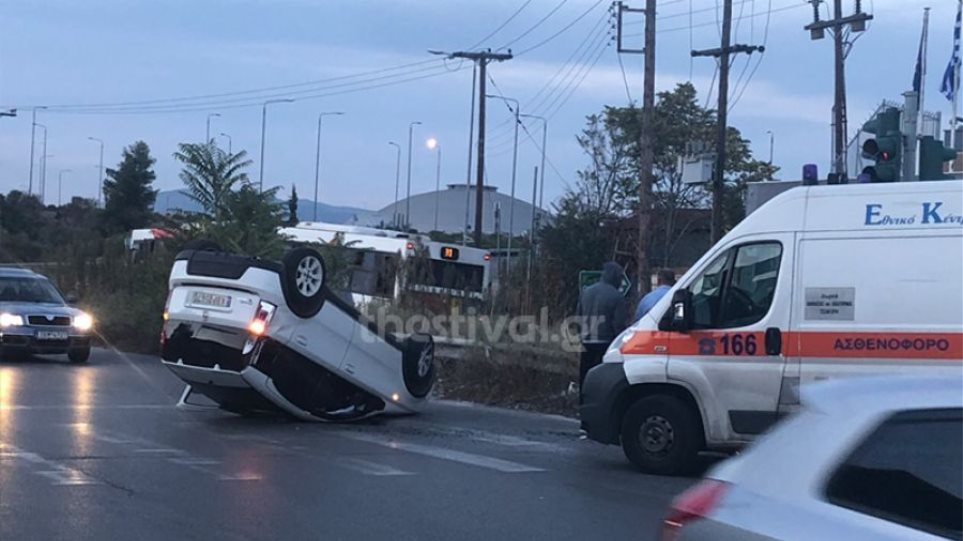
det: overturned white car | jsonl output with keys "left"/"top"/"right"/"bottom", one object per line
{"left": 160, "top": 242, "right": 435, "bottom": 421}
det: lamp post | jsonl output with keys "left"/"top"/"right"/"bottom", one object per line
{"left": 766, "top": 130, "right": 775, "bottom": 165}
{"left": 28, "top": 106, "right": 47, "bottom": 196}
{"left": 388, "top": 141, "right": 402, "bottom": 227}
{"left": 87, "top": 137, "right": 104, "bottom": 205}
{"left": 404, "top": 121, "right": 421, "bottom": 230}
{"left": 258, "top": 99, "right": 294, "bottom": 192}
{"left": 519, "top": 114, "right": 547, "bottom": 212}
{"left": 313, "top": 112, "right": 344, "bottom": 221}
{"left": 58, "top": 169, "right": 71, "bottom": 206}
{"left": 486, "top": 94, "right": 520, "bottom": 270}
{"left": 219, "top": 132, "right": 232, "bottom": 154}
{"left": 36, "top": 124, "right": 48, "bottom": 204}
{"left": 206, "top": 113, "right": 221, "bottom": 143}
{"left": 426, "top": 138, "right": 442, "bottom": 231}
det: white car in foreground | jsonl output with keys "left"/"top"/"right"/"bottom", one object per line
{"left": 160, "top": 242, "right": 435, "bottom": 421}
{"left": 662, "top": 376, "right": 962, "bottom": 541}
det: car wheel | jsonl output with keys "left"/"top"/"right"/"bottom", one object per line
{"left": 402, "top": 333, "right": 435, "bottom": 399}
{"left": 68, "top": 347, "right": 91, "bottom": 364}
{"left": 181, "top": 239, "right": 222, "bottom": 252}
{"left": 281, "top": 247, "right": 327, "bottom": 318}
{"left": 621, "top": 394, "right": 702, "bottom": 476}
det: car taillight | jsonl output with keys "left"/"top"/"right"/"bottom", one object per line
{"left": 661, "top": 480, "right": 728, "bottom": 541}
{"left": 247, "top": 301, "right": 276, "bottom": 337}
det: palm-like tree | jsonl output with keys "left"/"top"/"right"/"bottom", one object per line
{"left": 173, "top": 142, "right": 252, "bottom": 220}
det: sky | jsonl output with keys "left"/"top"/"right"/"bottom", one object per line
{"left": 0, "top": 0, "right": 959, "bottom": 212}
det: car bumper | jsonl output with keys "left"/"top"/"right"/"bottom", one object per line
{"left": 579, "top": 362, "right": 630, "bottom": 445}
{"left": 0, "top": 332, "right": 91, "bottom": 354}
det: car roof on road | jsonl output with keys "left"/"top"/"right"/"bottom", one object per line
{"left": 802, "top": 375, "right": 963, "bottom": 414}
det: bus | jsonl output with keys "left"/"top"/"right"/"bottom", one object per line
{"left": 278, "top": 222, "right": 493, "bottom": 306}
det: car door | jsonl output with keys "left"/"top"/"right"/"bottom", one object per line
{"left": 667, "top": 234, "right": 794, "bottom": 441}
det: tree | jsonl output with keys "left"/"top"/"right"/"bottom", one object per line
{"left": 205, "top": 184, "right": 286, "bottom": 258}
{"left": 102, "top": 141, "right": 158, "bottom": 233}
{"left": 173, "top": 142, "right": 252, "bottom": 221}
{"left": 287, "top": 184, "right": 299, "bottom": 226}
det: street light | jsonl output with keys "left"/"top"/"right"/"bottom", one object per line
{"left": 486, "top": 94, "right": 520, "bottom": 271}
{"left": 58, "top": 169, "right": 72, "bottom": 206}
{"left": 87, "top": 137, "right": 104, "bottom": 205}
{"left": 36, "top": 124, "right": 48, "bottom": 204}
{"left": 314, "top": 112, "right": 344, "bottom": 221}
{"left": 258, "top": 99, "right": 295, "bottom": 192}
{"left": 206, "top": 113, "right": 221, "bottom": 143}
{"left": 519, "top": 114, "right": 547, "bottom": 212}
{"left": 426, "top": 137, "right": 442, "bottom": 231}
{"left": 766, "top": 130, "right": 775, "bottom": 165}
{"left": 388, "top": 141, "right": 402, "bottom": 227}
{"left": 219, "top": 132, "right": 232, "bottom": 154}
{"left": 28, "top": 106, "right": 47, "bottom": 196}
{"left": 404, "top": 121, "right": 422, "bottom": 230}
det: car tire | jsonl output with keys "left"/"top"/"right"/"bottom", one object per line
{"left": 620, "top": 394, "right": 702, "bottom": 476}
{"left": 68, "top": 347, "right": 91, "bottom": 364}
{"left": 402, "top": 333, "right": 435, "bottom": 399}
{"left": 280, "top": 247, "right": 327, "bottom": 319}
{"left": 181, "top": 239, "right": 222, "bottom": 252}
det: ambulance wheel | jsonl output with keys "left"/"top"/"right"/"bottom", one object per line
{"left": 621, "top": 395, "right": 702, "bottom": 476}
{"left": 281, "top": 247, "right": 327, "bottom": 318}
{"left": 182, "top": 239, "right": 222, "bottom": 252}
{"left": 402, "top": 333, "right": 435, "bottom": 398}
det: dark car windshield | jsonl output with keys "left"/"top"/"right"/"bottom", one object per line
{"left": 0, "top": 277, "right": 66, "bottom": 304}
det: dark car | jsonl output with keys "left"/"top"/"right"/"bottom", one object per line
{"left": 0, "top": 267, "right": 94, "bottom": 363}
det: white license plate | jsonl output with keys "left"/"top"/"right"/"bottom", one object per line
{"left": 189, "top": 291, "right": 232, "bottom": 309}
{"left": 37, "top": 330, "right": 68, "bottom": 341}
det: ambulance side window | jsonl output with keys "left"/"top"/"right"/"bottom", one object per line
{"left": 688, "top": 251, "right": 732, "bottom": 329}
{"left": 687, "top": 241, "right": 782, "bottom": 330}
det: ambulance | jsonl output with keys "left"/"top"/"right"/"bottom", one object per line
{"left": 579, "top": 180, "right": 963, "bottom": 475}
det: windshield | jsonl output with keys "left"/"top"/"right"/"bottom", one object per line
{"left": 0, "top": 277, "right": 66, "bottom": 304}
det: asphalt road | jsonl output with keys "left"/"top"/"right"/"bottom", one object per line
{"left": 0, "top": 348, "right": 699, "bottom": 541}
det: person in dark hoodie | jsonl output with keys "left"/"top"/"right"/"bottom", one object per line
{"left": 576, "top": 261, "right": 628, "bottom": 402}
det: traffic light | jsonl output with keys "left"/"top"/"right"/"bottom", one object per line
{"left": 861, "top": 107, "right": 902, "bottom": 182}
{"left": 918, "top": 136, "right": 957, "bottom": 181}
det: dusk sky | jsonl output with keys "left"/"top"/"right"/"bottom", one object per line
{"left": 0, "top": 0, "right": 958, "bottom": 211}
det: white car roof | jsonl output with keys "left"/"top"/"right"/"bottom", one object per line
{"left": 802, "top": 375, "right": 963, "bottom": 415}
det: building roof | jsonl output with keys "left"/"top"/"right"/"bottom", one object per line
{"left": 371, "top": 183, "right": 552, "bottom": 235}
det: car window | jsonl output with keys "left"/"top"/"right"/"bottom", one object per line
{"left": 0, "top": 277, "right": 65, "bottom": 304}
{"left": 687, "top": 242, "right": 781, "bottom": 329}
{"left": 825, "top": 409, "right": 963, "bottom": 539}
{"left": 718, "top": 243, "right": 782, "bottom": 328}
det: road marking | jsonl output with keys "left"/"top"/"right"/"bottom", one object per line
{"left": 0, "top": 442, "right": 100, "bottom": 486}
{"left": 337, "top": 457, "right": 413, "bottom": 476}
{"left": 59, "top": 425, "right": 261, "bottom": 482}
{"left": 343, "top": 433, "right": 545, "bottom": 473}
{"left": 0, "top": 404, "right": 170, "bottom": 411}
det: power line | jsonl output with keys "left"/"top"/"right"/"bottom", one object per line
{"left": 498, "top": 0, "right": 570, "bottom": 50}
{"left": 729, "top": 0, "right": 774, "bottom": 111}
{"left": 515, "top": 0, "right": 606, "bottom": 55}
{"left": 466, "top": 0, "right": 535, "bottom": 49}
{"left": 623, "top": 1, "right": 806, "bottom": 37}
{"left": 617, "top": 52, "right": 635, "bottom": 103}
{"left": 27, "top": 59, "right": 445, "bottom": 111}
{"left": 545, "top": 35, "right": 611, "bottom": 118}
{"left": 44, "top": 66, "right": 470, "bottom": 115}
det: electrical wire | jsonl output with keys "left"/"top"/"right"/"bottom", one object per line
{"left": 466, "top": 0, "right": 534, "bottom": 49}
{"left": 545, "top": 36, "right": 611, "bottom": 119}
{"left": 617, "top": 52, "right": 635, "bottom": 104}
{"left": 729, "top": 0, "right": 773, "bottom": 111}
{"left": 515, "top": 0, "right": 605, "bottom": 55}
{"left": 33, "top": 58, "right": 445, "bottom": 111}
{"left": 622, "top": 2, "right": 807, "bottom": 37}
{"left": 498, "top": 0, "right": 570, "bottom": 50}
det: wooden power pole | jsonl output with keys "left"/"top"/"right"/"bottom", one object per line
{"left": 804, "top": 0, "right": 872, "bottom": 180}
{"left": 692, "top": 0, "right": 764, "bottom": 243}
{"left": 444, "top": 50, "right": 513, "bottom": 246}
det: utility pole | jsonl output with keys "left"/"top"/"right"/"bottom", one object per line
{"left": 693, "top": 0, "right": 764, "bottom": 243}
{"left": 314, "top": 112, "right": 344, "bottom": 221}
{"left": 28, "top": 107, "right": 46, "bottom": 196}
{"left": 805, "top": 0, "right": 873, "bottom": 179}
{"left": 433, "top": 49, "right": 513, "bottom": 245}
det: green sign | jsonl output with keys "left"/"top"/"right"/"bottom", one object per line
{"left": 578, "top": 270, "right": 631, "bottom": 297}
